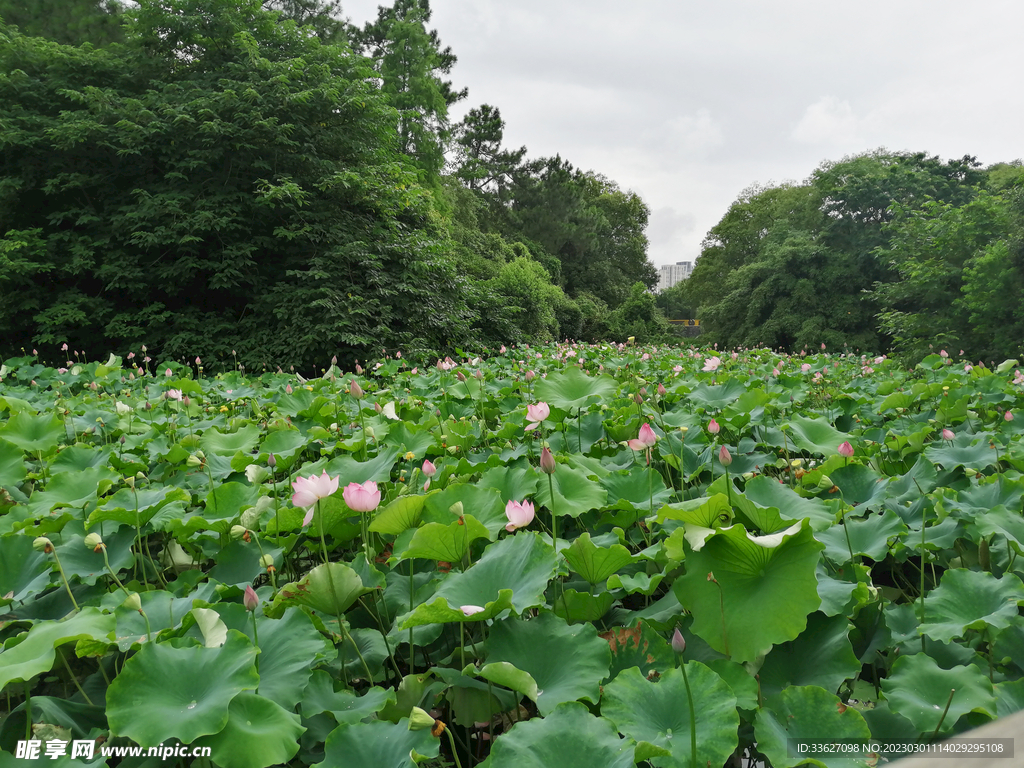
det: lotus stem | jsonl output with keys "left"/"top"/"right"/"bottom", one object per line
{"left": 58, "top": 647, "right": 93, "bottom": 706}
{"left": 409, "top": 559, "right": 415, "bottom": 676}
{"left": 931, "top": 688, "right": 955, "bottom": 739}
{"left": 48, "top": 547, "right": 79, "bottom": 613}
{"left": 679, "top": 661, "right": 698, "bottom": 768}
{"left": 547, "top": 471, "right": 558, "bottom": 548}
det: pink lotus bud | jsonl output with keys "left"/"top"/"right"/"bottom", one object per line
{"left": 837, "top": 441, "right": 854, "bottom": 458}
{"left": 456, "top": 371, "right": 467, "bottom": 382}
{"left": 268, "top": 453, "right": 276, "bottom": 468}
{"left": 940, "top": 349, "right": 948, "bottom": 358}
{"left": 243, "top": 585, "right": 258, "bottom": 612}
{"left": 639, "top": 387, "right": 647, "bottom": 396}
{"left": 355, "top": 363, "right": 363, "bottom": 375}
{"left": 941, "top": 429, "right": 954, "bottom": 441}
{"left": 285, "top": 383, "right": 292, "bottom": 394}
{"left": 525, "top": 370, "right": 535, "bottom": 381}
{"left": 61, "top": 343, "right": 68, "bottom": 351}
{"left": 540, "top": 447, "right": 556, "bottom": 474}
{"left": 1006, "top": 411, "right": 1014, "bottom": 422}
{"left": 475, "top": 369, "right": 483, "bottom": 380}
{"left": 422, "top": 459, "right": 437, "bottom": 477}
{"left": 332, "top": 355, "right": 338, "bottom": 366}
{"left": 708, "top": 418, "right": 720, "bottom": 435}
{"left": 657, "top": 383, "right": 666, "bottom": 396}
{"left": 460, "top": 605, "right": 485, "bottom": 617}
{"left": 821, "top": 343, "right": 826, "bottom": 350}
{"left": 165, "top": 368, "right": 172, "bottom": 377}
{"left": 374, "top": 402, "right": 382, "bottom": 413}
{"left": 671, "top": 627, "right": 686, "bottom": 654}
{"left": 196, "top": 357, "right": 201, "bottom": 365}
{"left": 350, "top": 380, "right": 363, "bottom": 399}
{"left": 718, "top": 445, "right": 732, "bottom": 466}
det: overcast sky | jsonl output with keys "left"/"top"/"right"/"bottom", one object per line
{"left": 340, "top": 0, "right": 1024, "bottom": 268}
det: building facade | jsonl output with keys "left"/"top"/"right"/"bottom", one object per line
{"left": 657, "top": 260, "right": 693, "bottom": 292}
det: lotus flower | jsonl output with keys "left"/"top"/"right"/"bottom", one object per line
{"left": 243, "top": 585, "right": 258, "bottom": 612}
{"left": 718, "top": 445, "right": 732, "bottom": 466}
{"left": 702, "top": 356, "right": 721, "bottom": 372}
{"left": 460, "top": 605, "right": 485, "bottom": 616}
{"left": 671, "top": 627, "right": 686, "bottom": 654}
{"left": 540, "top": 446, "right": 556, "bottom": 474}
{"left": 505, "top": 499, "right": 535, "bottom": 532}
{"left": 837, "top": 441, "right": 854, "bottom": 458}
{"left": 292, "top": 470, "right": 340, "bottom": 526}
{"left": 525, "top": 402, "right": 550, "bottom": 431}
{"left": 708, "top": 418, "right": 720, "bottom": 435}
{"left": 801, "top": 363, "right": 811, "bottom": 373}
{"left": 628, "top": 423, "right": 658, "bottom": 450}
{"left": 941, "top": 428, "right": 955, "bottom": 441}
{"left": 1006, "top": 411, "right": 1014, "bottom": 422}
{"left": 344, "top": 481, "right": 381, "bottom": 512}
{"left": 422, "top": 459, "right": 437, "bottom": 477}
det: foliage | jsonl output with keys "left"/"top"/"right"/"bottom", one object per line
{"left": 0, "top": 0, "right": 126, "bottom": 46}
{"left": 5, "top": 339, "right": 1023, "bottom": 765}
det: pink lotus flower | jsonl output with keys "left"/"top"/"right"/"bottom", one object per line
{"left": 801, "top": 363, "right": 811, "bottom": 373}
{"left": 837, "top": 441, "right": 854, "bottom": 458}
{"left": 165, "top": 389, "right": 182, "bottom": 401}
{"left": 1006, "top": 411, "right": 1014, "bottom": 422}
{"left": 772, "top": 368, "right": 780, "bottom": 377}
{"left": 821, "top": 343, "right": 826, "bottom": 350}
{"left": 628, "top": 423, "right": 658, "bottom": 450}
{"left": 422, "top": 459, "right": 437, "bottom": 477}
{"left": 702, "top": 356, "right": 721, "bottom": 372}
{"left": 165, "top": 368, "right": 172, "bottom": 377}
{"left": 499, "top": 345, "right": 506, "bottom": 354}
{"left": 708, "top": 418, "right": 720, "bottom": 435}
{"left": 243, "top": 585, "right": 258, "bottom": 612}
{"left": 344, "top": 481, "right": 381, "bottom": 513}
{"left": 671, "top": 627, "right": 686, "bottom": 654}
{"left": 940, "top": 349, "right": 948, "bottom": 358}
{"left": 525, "top": 402, "right": 550, "bottom": 431}
{"left": 61, "top": 343, "right": 68, "bottom": 352}
{"left": 941, "top": 428, "right": 955, "bottom": 440}
{"left": 505, "top": 499, "right": 535, "bottom": 532}
{"left": 540, "top": 446, "right": 556, "bottom": 474}
{"left": 718, "top": 445, "right": 732, "bottom": 466}
{"left": 292, "top": 471, "right": 340, "bottom": 526}
{"left": 460, "top": 605, "right": 485, "bottom": 616}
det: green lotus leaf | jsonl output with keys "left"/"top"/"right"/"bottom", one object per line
{"left": 314, "top": 719, "right": 439, "bottom": 768}
{"left": 757, "top": 612, "right": 861, "bottom": 699}
{"left": 324, "top": 449, "right": 398, "bottom": 484}
{"left": 971, "top": 506, "right": 1024, "bottom": 556}
{"left": 376, "top": 671, "right": 446, "bottom": 723}
{"left": 786, "top": 417, "right": 855, "bottom": 458}
{"left": 552, "top": 588, "right": 614, "bottom": 623}
{"left": 481, "top": 701, "right": 634, "bottom": 768}
{"left": 106, "top": 630, "right": 258, "bottom": 745}
{"left": 194, "top": 693, "right": 304, "bottom": 768}
{"left": 995, "top": 678, "right": 1024, "bottom": 717}
{"left": 200, "top": 424, "right": 261, "bottom": 456}
{"left": 482, "top": 612, "right": 610, "bottom": 715}
{"left": 368, "top": 494, "right": 425, "bottom": 535}
{"left": 705, "top": 658, "right": 759, "bottom": 709}
{"left": 267, "top": 562, "right": 370, "bottom": 618}
{"left": 399, "top": 531, "right": 556, "bottom": 628}
{"left": 89, "top": 485, "right": 190, "bottom": 528}
{"left": 742, "top": 475, "right": 836, "bottom": 531}
{"left": 423, "top": 482, "right": 510, "bottom": 537}
{"left": 656, "top": 493, "right": 734, "bottom": 530}
{"left": 687, "top": 379, "right": 747, "bottom": 410}
{"left": 533, "top": 463, "right": 607, "bottom": 519}
{"left": 0, "top": 438, "right": 27, "bottom": 489}
{"left": 754, "top": 685, "right": 873, "bottom": 768}
{"left": 816, "top": 562, "right": 872, "bottom": 618}
{"left": 477, "top": 463, "right": 540, "bottom": 506}
{"left": 474, "top": 661, "right": 539, "bottom": 703}
{"left": 816, "top": 508, "right": 907, "bottom": 564}
{"left": 673, "top": 519, "right": 824, "bottom": 663}
{"left": 435, "top": 666, "right": 520, "bottom": 726}
{"left": 600, "top": 467, "right": 673, "bottom": 509}
{"left": 601, "top": 621, "right": 676, "bottom": 683}
{"left": 203, "top": 481, "right": 259, "bottom": 522}
{"left": 0, "top": 533, "right": 50, "bottom": 602}
{"left": 925, "top": 433, "right": 999, "bottom": 470}
{"left": 917, "top": 569, "right": 1024, "bottom": 644}
{"left": 300, "top": 670, "right": 395, "bottom": 724}
{"left": 114, "top": 582, "right": 219, "bottom": 650}
{"left": 54, "top": 523, "right": 134, "bottom": 585}
{"left": 219, "top": 604, "right": 333, "bottom": 709}
{"left": 828, "top": 464, "right": 886, "bottom": 506}
{"left": 533, "top": 367, "right": 618, "bottom": 411}
{"left": 397, "top": 515, "right": 491, "bottom": 563}
{"left": 259, "top": 428, "right": 307, "bottom": 461}
{"left": 601, "top": 664, "right": 739, "bottom": 768}
{"left": 0, "top": 411, "right": 64, "bottom": 454}
{"left": 25, "top": 466, "right": 118, "bottom": 517}
{"left": 880, "top": 653, "right": 996, "bottom": 734}
{"left": 0, "top": 609, "right": 115, "bottom": 689}
{"left": 563, "top": 532, "right": 634, "bottom": 584}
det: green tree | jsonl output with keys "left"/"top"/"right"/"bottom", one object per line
{"left": 606, "top": 282, "right": 669, "bottom": 344}
{"left": 260, "top": 0, "right": 351, "bottom": 43}
{"left": 355, "top": 0, "right": 466, "bottom": 183}
{"left": 452, "top": 104, "right": 526, "bottom": 194}
{"left": 0, "top": 0, "right": 125, "bottom": 45}
{"left": 0, "top": 0, "right": 472, "bottom": 370}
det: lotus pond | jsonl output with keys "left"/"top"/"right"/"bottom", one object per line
{"left": 1, "top": 344, "right": 1024, "bottom": 768}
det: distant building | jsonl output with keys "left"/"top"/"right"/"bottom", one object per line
{"left": 657, "top": 260, "right": 693, "bottom": 292}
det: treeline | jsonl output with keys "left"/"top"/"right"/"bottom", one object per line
{"left": 676, "top": 150, "right": 1024, "bottom": 361}
{"left": 0, "top": 0, "right": 665, "bottom": 373}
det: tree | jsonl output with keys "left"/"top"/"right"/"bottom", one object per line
{"left": 451, "top": 104, "right": 525, "bottom": 194}
{"left": 0, "top": 0, "right": 473, "bottom": 370}
{"left": 0, "top": 0, "right": 126, "bottom": 46}
{"left": 260, "top": 0, "right": 351, "bottom": 43}
{"left": 355, "top": 0, "right": 466, "bottom": 182}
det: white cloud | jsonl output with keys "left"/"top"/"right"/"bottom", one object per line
{"left": 791, "top": 96, "right": 864, "bottom": 146}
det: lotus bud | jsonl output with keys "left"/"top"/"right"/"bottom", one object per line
{"left": 123, "top": 592, "right": 143, "bottom": 612}
{"left": 408, "top": 706, "right": 437, "bottom": 731}
{"left": 144, "top": 401, "right": 152, "bottom": 411}
{"left": 837, "top": 441, "right": 854, "bottom": 458}
{"left": 119, "top": 435, "right": 126, "bottom": 445}
{"left": 941, "top": 428, "right": 954, "bottom": 441}
{"left": 243, "top": 585, "right": 258, "bottom": 612}
{"left": 657, "top": 383, "right": 666, "bottom": 396}
{"left": 33, "top": 536, "right": 54, "bottom": 553}
{"left": 449, "top": 501, "right": 464, "bottom": 517}
{"left": 525, "top": 370, "right": 535, "bottom": 382}
{"left": 671, "top": 627, "right": 686, "bottom": 654}
{"left": 708, "top": 418, "right": 720, "bottom": 435}
{"left": 355, "top": 363, "right": 363, "bottom": 375}
{"left": 350, "top": 380, "right": 363, "bottom": 399}
{"left": 230, "top": 525, "right": 248, "bottom": 541}
{"left": 718, "top": 445, "right": 732, "bottom": 466}
{"left": 84, "top": 533, "right": 104, "bottom": 551}
{"left": 456, "top": 371, "right": 466, "bottom": 382}
{"left": 540, "top": 446, "right": 556, "bottom": 474}
{"left": 267, "top": 452, "right": 276, "bottom": 468}
{"left": 475, "top": 369, "right": 483, "bottom": 380}
{"left": 422, "top": 459, "right": 437, "bottom": 477}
